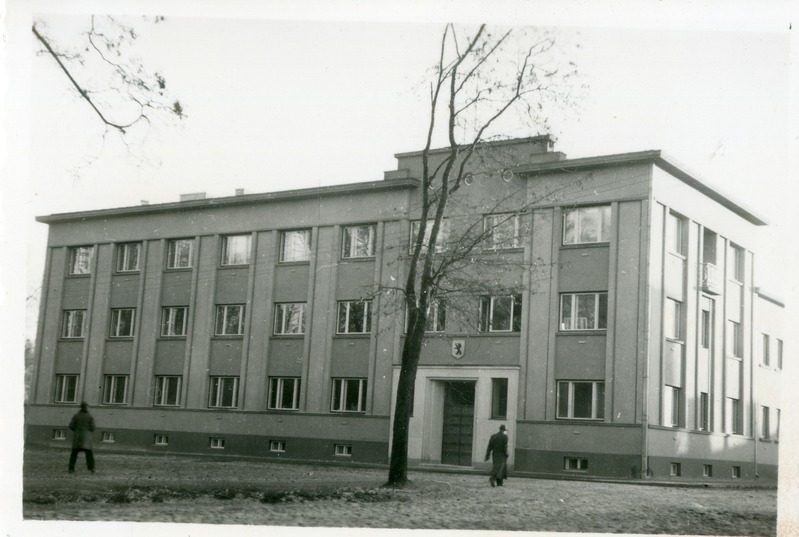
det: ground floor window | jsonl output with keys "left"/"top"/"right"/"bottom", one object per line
{"left": 102, "top": 375, "right": 129, "bottom": 405}
{"left": 154, "top": 434, "right": 169, "bottom": 446}
{"left": 154, "top": 376, "right": 182, "bottom": 406}
{"left": 210, "top": 437, "right": 225, "bottom": 449}
{"left": 556, "top": 381, "right": 605, "bottom": 420}
{"left": 54, "top": 374, "right": 79, "bottom": 403}
{"left": 102, "top": 432, "right": 115, "bottom": 443}
{"left": 564, "top": 457, "right": 588, "bottom": 471}
{"left": 208, "top": 376, "right": 239, "bottom": 408}
{"left": 703, "top": 464, "right": 713, "bottom": 477}
{"left": 699, "top": 392, "right": 709, "bottom": 431}
{"left": 663, "top": 385, "right": 680, "bottom": 427}
{"left": 726, "top": 397, "right": 741, "bottom": 434}
{"left": 732, "top": 466, "right": 741, "bottom": 479}
{"left": 491, "top": 378, "right": 508, "bottom": 419}
{"left": 53, "top": 429, "right": 67, "bottom": 441}
{"left": 268, "top": 377, "right": 301, "bottom": 410}
{"left": 761, "top": 406, "right": 770, "bottom": 439}
{"left": 269, "top": 440, "right": 286, "bottom": 452}
{"left": 331, "top": 378, "right": 367, "bottom": 412}
{"left": 669, "top": 463, "right": 681, "bottom": 476}
{"left": 334, "top": 444, "right": 352, "bottom": 456}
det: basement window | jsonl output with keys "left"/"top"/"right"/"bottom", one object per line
{"left": 564, "top": 457, "right": 588, "bottom": 471}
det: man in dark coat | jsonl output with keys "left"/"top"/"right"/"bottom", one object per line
{"left": 484, "top": 424, "right": 509, "bottom": 487}
{"left": 68, "top": 401, "right": 96, "bottom": 473}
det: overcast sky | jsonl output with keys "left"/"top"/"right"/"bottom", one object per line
{"left": 3, "top": 0, "right": 798, "bottom": 534}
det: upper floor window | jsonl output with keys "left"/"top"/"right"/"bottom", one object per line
{"left": 560, "top": 293, "right": 607, "bottom": 331}
{"left": 274, "top": 303, "right": 306, "bottom": 335}
{"left": 153, "top": 375, "right": 182, "bottom": 406}
{"left": 62, "top": 310, "right": 86, "bottom": 339}
{"left": 726, "top": 397, "right": 741, "bottom": 434}
{"left": 167, "top": 239, "right": 194, "bottom": 269}
{"left": 68, "top": 246, "right": 93, "bottom": 275}
{"left": 208, "top": 376, "right": 239, "bottom": 408}
{"left": 479, "top": 294, "right": 522, "bottom": 333}
{"left": 331, "top": 378, "right": 367, "bottom": 413}
{"left": 280, "top": 230, "right": 311, "bottom": 262}
{"left": 663, "top": 385, "right": 680, "bottom": 427}
{"left": 410, "top": 219, "right": 448, "bottom": 253}
{"left": 102, "top": 375, "right": 128, "bottom": 405}
{"left": 161, "top": 306, "right": 188, "bottom": 337}
{"left": 54, "top": 374, "right": 78, "bottom": 403}
{"left": 215, "top": 305, "right": 245, "bottom": 336}
{"left": 342, "top": 224, "right": 375, "bottom": 259}
{"left": 484, "top": 213, "right": 521, "bottom": 250}
{"left": 762, "top": 334, "right": 770, "bottom": 366}
{"left": 556, "top": 380, "right": 605, "bottom": 420}
{"left": 666, "top": 212, "right": 685, "bottom": 255}
{"left": 562, "top": 205, "right": 611, "bottom": 245}
{"left": 664, "top": 298, "right": 682, "bottom": 340}
{"left": 117, "top": 243, "right": 141, "bottom": 272}
{"left": 777, "top": 339, "right": 783, "bottom": 369}
{"left": 337, "top": 300, "right": 372, "bottom": 334}
{"left": 729, "top": 244, "right": 744, "bottom": 282}
{"left": 728, "top": 320, "right": 742, "bottom": 358}
{"left": 761, "top": 406, "right": 770, "bottom": 439}
{"left": 268, "top": 377, "right": 301, "bottom": 410}
{"left": 109, "top": 308, "right": 135, "bottom": 338}
{"left": 221, "top": 235, "right": 251, "bottom": 266}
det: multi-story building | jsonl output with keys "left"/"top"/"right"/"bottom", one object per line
{"left": 27, "top": 136, "right": 782, "bottom": 482}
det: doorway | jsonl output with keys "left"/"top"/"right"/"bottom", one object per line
{"left": 441, "top": 381, "right": 475, "bottom": 466}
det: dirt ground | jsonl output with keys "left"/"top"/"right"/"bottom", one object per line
{"left": 21, "top": 447, "right": 777, "bottom": 535}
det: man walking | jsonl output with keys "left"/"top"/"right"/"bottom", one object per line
{"left": 68, "top": 401, "right": 96, "bottom": 474}
{"left": 484, "top": 424, "right": 509, "bottom": 487}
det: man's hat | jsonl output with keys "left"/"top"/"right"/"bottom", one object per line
{"left": 499, "top": 424, "right": 506, "bottom": 431}
{"left": 80, "top": 401, "right": 88, "bottom": 410}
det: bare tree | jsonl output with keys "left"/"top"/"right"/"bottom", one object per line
{"left": 385, "top": 24, "right": 579, "bottom": 486}
{"left": 32, "top": 16, "right": 184, "bottom": 138}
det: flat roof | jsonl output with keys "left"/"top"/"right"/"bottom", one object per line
{"left": 515, "top": 150, "right": 767, "bottom": 226}
{"left": 36, "top": 177, "right": 420, "bottom": 224}
{"left": 394, "top": 135, "right": 554, "bottom": 159}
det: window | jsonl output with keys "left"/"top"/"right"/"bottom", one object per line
{"left": 703, "top": 464, "right": 713, "bottom": 478}
{"left": 331, "top": 378, "right": 367, "bottom": 412}
{"left": 268, "top": 377, "right": 301, "bottom": 410}
{"left": 777, "top": 339, "right": 783, "bottom": 369}
{"left": 153, "top": 376, "right": 182, "bottom": 406}
{"left": 666, "top": 212, "right": 685, "bottom": 255}
{"left": 337, "top": 300, "right": 372, "bottom": 334}
{"left": 116, "top": 243, "right": 141, "bottom": 272}
{"left": 210, "top": 437, "right": 225, "bottom": 449}
{"left": 154, "top": 434, "right": 169, "bottom": 446}
{"left": 102, "top": 375, "right": 128, "bottom": 405}
{"left": 410, "top": 219, "right": 448, "bottom": 253}
{"left": 702, "top": 228, "right": 717, "bottom": 264}
{"left": 559, "top": 293, "right": 607, "bottom": 331}
{"left": 208, "top": 376, "right": 239, "bottom": 408}
{"left": 669, "top": 463, "right": 681, "bottom": 477}
{"left": 700, "top": 309, "right": 711, "bottom": 349}
{"left": 728, "top": 321, "right": 742, "bottom": 358}
{"left": 161, "top": 307, "right": 188, "bottom": 337}
{"left": 699, "top": 392, "right": 709, "bottom": 432}
{"left": 726, "top": 397, "right": 741, "bottom": 435}
{"left": 762, "top": 334, "right": 770, "bottom": 366}
{"left": 562, "top": 205, "right": 611, "bottom": 245}
{"left": 62, "top": 310, "right": 86, "bottom": 339}
{"left": 215, "top": 305, "right": 245, "bottom": 336}
{"left": 479, "top": 294, "right": 522, "bottom": 332}
{"left": 564, "top": 457, "right": 588, "bottom": 471}
{"left": 761, "top": 406, "right": 770, "bottom": 439}
{"left": 776, "top": 409, "right": 781, "bottom": 439}
{"left": 167, "top": 239, "right": 194, "bottom": 269}
{"left": 334, "top": 444, "right": 353, "bottom": 456}
{"left": 420, "top": 300, "right": 446, "bottom": 333}
{"left": 484, "top": 213, "right": 521, "bottom": 250}
{"left": 68, "top": 246, "right": 93, "bottom": 275}
{"left": 269, "top": 440, "right": 286, "bottom": 452}
{"left": 109, "top": 308, "right": 135, "bottom": 338}
{"left": 342, "top": 224, "right": 375, "bottom": 258}
{"left": 102, "top": 432, "right": 115, "bottom": 443}
{"left": 729, "top": 244, "right": 744, "bottom": 281}
{"left": 53, "top": 429, "right": 67, "bottom": 441}
{"left": 732, "top": 466, "right": 741, "bottom": 479}
{"left": 280, "top": 230, "right": 311, "bottom": 262}
{"left": 273, "top": 303, "right": 306, "bottom": 335}
{"left": 491, "top": 378, "right": 508, "bottom": 419}
{"left": 663, "top": 385, "right": 680, "bottom": 427}
{"left": 54, "top": 374, "right": 78, "bottom": 403}
{"left": 556, "top": 381, "right": 605, "bottom": 420}
{"left": 664, "top": 299, "right": 682, "bottom": 340}
{"left": 221, "top": 234, "right": 251, "bottom": 266}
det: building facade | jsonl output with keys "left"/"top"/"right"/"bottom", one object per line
{"left": 27, "top": 136, "right": 783, "bottom": 482}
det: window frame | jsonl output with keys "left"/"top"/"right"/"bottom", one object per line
{"left": 728, "top": 321, "right": 742, "bottom": 358}
{"left": 699, "top": 391, "right": 710, "bottom": 432}
{"left": 559, "top": 292, "right": 608, "bottom": 331}
{"left": 161, "top": 306, "right": 188, "bottom": 337}
{"left": 166, "top": 238, "right": 194, "bottom": 269}
{"left": 68, "top": 246, "right": 94, "bottom": 275}
{"left": 777, "top": 339, "right": 783, "bottom": 370}
{"left": 109, "top": 308, "right": 136, "bottom": 338}
{"left": 556, "top": 380, "right": 605, "bottom": 421}
{"left": 273, "top": 303, "right": 306, "bottom": 335}
{"left": 761, "top": 405, "right": 770, "bottom": 439}
{"left": 564, "top": 457, "right": 588, "bottom": 471}
{"left": 669, "top": 462, "right": 681, "bottom": 477}
{"left": 336, "top": 300, "right": 372, "bottom": 334}
{"left": 726, "top": 397, "right": 742, "bottom": 435}
{"left": 729, "top": 244, "right": 745, "bottom": 282}
{"left": 208, "top": 376, "right": 240, "bottom": 409}
{"left": 101, "top": 431, "right": 116, "bottom": 443}
{"left": 220, "top": 234, "right": 252, "bottom": 266}
{"left": 209, "top": 437, "right": 225, "bottom": 449}
{"left": 53, "top": 429, "right": 67, "bottom": 441}
{"left": 268, "top": 377, "right": 301, "bottom": 411}
{"left": 154, "top": 434, "right": 169, "bottom": 446}
{"left": 215, "top": 304, "right": 246, "bottom": 336}
{"left": 54, "top": 374, "right": 79, "bottom": 403}
{"left": 703, "top": 464, "right": 713, "bottom": 478}
{"left": 341, "top": 224, "right": 376, "bottom": 259}
{"left": 664, "top": 298, "right": 682, "bottom": 341}
{"left": 102, "top": 375, "right": 129, "bottom": 405}
{"left": 666, "top": 211, "right": 685, "bottom": 255}
{"left": 334, "top": 444, "right": 353, "bottom": 456}
{"left": 331, "top": 378, "right": 367, "bottom": 413}
{"left": 279, "top": 229, "right": 312, "bottom": 263}
{"left": 62, "top": 310, "right": 87, "bottom": 339}
{"left": 153, "top": 375, "right": 182, "bottom": 406}
{"left": 663, "top": 385, "right": 680, "bottom": 428}
{"left": 562, "top": 205, "right": 611, "bottom": 245}
{"left": 116, "top": 242, "right": 141, "bottom": 272}
{"left": 479, "top": 294, "right": 523, "bottom": 333}
{"left": 269, "top": 440, "right": 286, "bottom": 452}
{"left": 410, "top": 219, "right": 449, "bottom": 253}
{"left": 483, "top": 213, "right": 521, "bottom": 250}
{"left": 491, "top": 378, "right": 508, "bottom": 419}
{"left": 762, "top": 333, "right": 770, "bottom": 366}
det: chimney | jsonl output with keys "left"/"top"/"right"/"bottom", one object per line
{"left": 140, "top": 200, "right": 149, "bottom": 205}
{"left": 235, "top": 188, "right": 245, "bottom": 196}
{"left": 180, "top": 192, "right": 206, "bottom": 202}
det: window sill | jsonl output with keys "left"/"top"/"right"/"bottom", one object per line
{"left": 667, "top": 251, "right": 687, "bottom": 261}
{"left": 556, "top": 330, "right": 607, "bottom": 336}
{"left": 59, "top": 338, "right": 85, "bottom": 342}
{"left": 65, "top": 273, "right": 91, "bottom": 278}
{"left": 481, "top": 247, "right": 524, "bottom": 254}
{"left": 665, "top": 337, "right": 685, "bottom": 345}
{"left": 267, "top": 408, "right": 300, "bottom": 412}
{"left": 219, "top": 264, "right": 250, "bottom": 269}
{"left": 333, "top": 333, "right": 372, "bottom": 339}
{"left": 157, "top": 336, "right": 188, "bottom": 341}
{"left": 211, "top": 335, "right": 245, "bottom": 340}
{"left": 339, "top": 256, "right": 376, "bottom": 263}
{"left": 115, "top": 271, "right": 141, "bottom": 275}
{"left": 277, "top": 260, "right": 311, "bottom": 266}
{"left": 108, "top": 337, "right": 135, "bottom": 341}
{"left": 271, "top": 334, "right": 305, "bottom": 339}
{"left": 164, "top": 267, "right": 193, "bottom": 273}
{"left": 560, "top": 242, "right": 610, "bottom": 250}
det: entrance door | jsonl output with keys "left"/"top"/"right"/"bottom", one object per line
{"left": 441, "top": 381, "right": 475, "bottom": 466}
